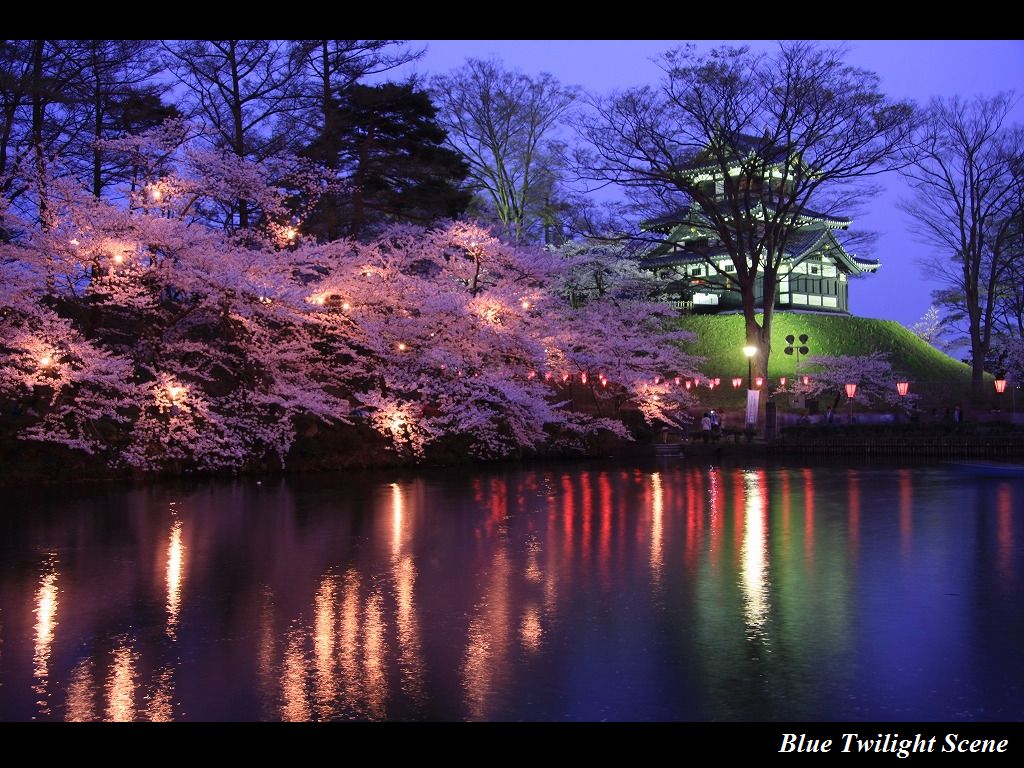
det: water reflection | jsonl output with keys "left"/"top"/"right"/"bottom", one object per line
{"left": 740, "top": 470, "right": 769, "bottom": 635}
{"left": 105, "top": 643, "right": 137, "bottom": 722}
{"left": 32, "top": 559, "right": 58, "bottom": 716}
{"left": 165, "top": 516, "right": 184, "bottom": 640}
{"left": 2, "top": 463, "right": 1022, "bottom": 720}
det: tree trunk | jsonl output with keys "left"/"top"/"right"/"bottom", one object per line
{"left": 228, "top": 42, "right": 249, "bottom": 229}
{"left": 92, "top": 64, "right": 103, "bottom": 198}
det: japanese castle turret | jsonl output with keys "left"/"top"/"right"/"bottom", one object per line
{"left": 640, "top": 133, "right": 879, "bottom": 314}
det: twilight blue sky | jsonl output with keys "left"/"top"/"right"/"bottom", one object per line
{"left": 396, "top": 40, "right": 1024, "bottom": 328}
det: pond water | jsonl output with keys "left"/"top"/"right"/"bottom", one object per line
{"left": 1, "top": 458, "right": 1022, "bottom": 721}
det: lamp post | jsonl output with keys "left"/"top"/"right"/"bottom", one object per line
{"left": 896, "top": 381, "right": 910, "bottom": 421}
{"left": 994, "top": 378, "right": 1007, "bottom": 413}
{"left": 845, "top": 382, "right": 858, "bottom": 423}
{"left": 743, "top": 345, "right": 757, "bottom": 389}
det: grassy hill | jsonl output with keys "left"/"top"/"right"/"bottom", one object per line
{"left": 675, "top": 312, "right": 979, "bottom": 409}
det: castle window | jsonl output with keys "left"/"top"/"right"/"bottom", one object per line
{"left": 809, "top": 265, "right": 820, "bottom": 275}
{"left": 690, "top": 266, "right": 704, "bottom": 277}
{"left": 823, "top": 297, "right": 838, "bottom": 308}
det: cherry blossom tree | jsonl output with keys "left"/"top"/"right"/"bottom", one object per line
{"left": 1, "top": 123, "right": 705, "bottom": 473}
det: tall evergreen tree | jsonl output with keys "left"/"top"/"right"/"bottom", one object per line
{"left": 301, "top": 82, "right": 471, "bottom": 241}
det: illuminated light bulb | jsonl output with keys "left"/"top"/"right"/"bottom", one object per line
{"left": 151, "top": 188, "right": 163, "bottom": 201}
{"left": 285, "top": 227, "right": 297, "bottom": 241}
{"left": 521, "top": 300, "right": 530, "bottom": 310}
{"left": 397, "top": 342, "right": 407, "bottom": 352}
{"left": 601, "top": 378, "right": 607, "bottom": 388}
{"left": 114, "top": 254, "right": 124, "bottom": 264}
{"left": 39, "top": 355, "right": 52, "bottom": 368}
{"left": 342, "top": 301, "right": 351, "bottom": 311}
{"left": 168, "top": 385, "right": 183, "bottom": 400}
{"left": 802, "top": 376, "right": 810, "bottom": 386}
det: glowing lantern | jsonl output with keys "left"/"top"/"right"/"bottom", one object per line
{"left": 528, "top": 370, "right": 536, "bottom": 380}
{"left": 562, "top": 373, "right": 570, "bottom": 382}
{"left": 654, "top": 376, "right": 660, "bottom": 385}
{"left": 779, "top": 376, "right": 787, "bottom": 386}
{"left": 397, "top": 342, "right": 407, "bottom": 352}
{"left": 601, "top": 378, "right": 607, "bottom": 388}
{"left": 114, "top": 254, "right": 124, "bottom": 264}
{"left": 755, "top": 376, "right": 764, "bottom": 388}
{"left": 544, "top": 372, "right": 552, "bottom": 382}
{"left": 581, "top": 372, "right": 588, "bottom": 385}
{"left": 685, "top": 380, "right": 692, "bottom": 390}
{"left": 845, "top": 383, "right": 858, "bottom": 399}
{"left": 732, "top": 377, "right": 742, "bottom": 388}
{"left": 521, "top": 300, "right": 530, "bottom": 310}
{"left": 168, "top": 385, "right": 183, "bottom": 400}
{"left": 674, "top": 377, "right": 681, "bottom": 386}
{"left": 896, "top": 381, "right": 910, "bottom": 397}
{"left": 802, "top": 375, "right": 810, "bottom": 386}
{"left": 714, "top": 378, "right": 721, "bottom": 385}
{"left": 994, "top": 379, "right": 1007, "bottom": 393}
{"left": 693, "top": 376, "right": 700, "bottom": 386}
{"left": 342, "top": 301, "right": 351, "bottom": 311}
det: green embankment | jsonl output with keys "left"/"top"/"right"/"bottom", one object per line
{"left": 675, "top": 312, "right": 979, "bottom": 408}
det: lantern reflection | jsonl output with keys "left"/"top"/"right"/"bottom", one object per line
{"left": 105, "top": 644, "right": 137, "bottom": 722}
{"left": 32, "top": 560, "right": 59, "bottom": 715}
{"left": 740, "top": 470, "right": 769, "bottom": 633}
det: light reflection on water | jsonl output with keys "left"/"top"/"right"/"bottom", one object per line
{"left": 1, "top": 461, "right": 1023, "bottom": 721}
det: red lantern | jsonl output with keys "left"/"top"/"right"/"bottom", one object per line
{"left": 732, "top": 377, "right": 742, "bottom": 388}
{"left": 994, "top": 379, "right": 1007, "bottom": 393}
{"left": 544, "top": 371, "right": 552, "bottom": 382}
{"left": 845, "top": 383, "right": 858, "bottom": 399}
{"left": 896, "top": 381, "right": 910, "bottom": 397}
{"left": 693, "top": 376, "right": 700, "bottom": 386}
{"left": 779, "top": 376, "right": 787, "bottom": 386}
{"left": 674, "top": 376, "right": 681, "bottom": 386}
{"left": 802, "top": 375, "right": 810, "bottom": 386}
{"left": 714, "top": 377, "right": 721, "bottom": 385}
{"left": 581, "top": 372, "right": 588, "bottom": 385}
{"left": 684, "top": 380, "right": 692, "bottom": 390}
{"left": 755, "top": 376, "right": 764, "bottom": 388}
{"left": 654, "top": 376, "right": 660, "bottom": 385}
{"left": 601, "top": 378, "right": 608, "bottom": 388}
{"left": 562, "top": 373, "right": 570, "bottom": 383}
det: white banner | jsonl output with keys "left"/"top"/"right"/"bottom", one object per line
{"left": 745, "top": 388, "right": 760, "bottom": 426}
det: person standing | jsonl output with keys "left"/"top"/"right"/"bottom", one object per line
{"left": 701, "top": 412, "right": 712, "bottom": 443}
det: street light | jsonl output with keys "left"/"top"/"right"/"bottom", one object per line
{"left": 743, "top": 344, "right": 757, "bottom": 390}
{"left": 995, "top": 378, "right": 1007, "bottom": 412}
{"left": 845, "top": 382, "right": 858, "bottom": 423}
